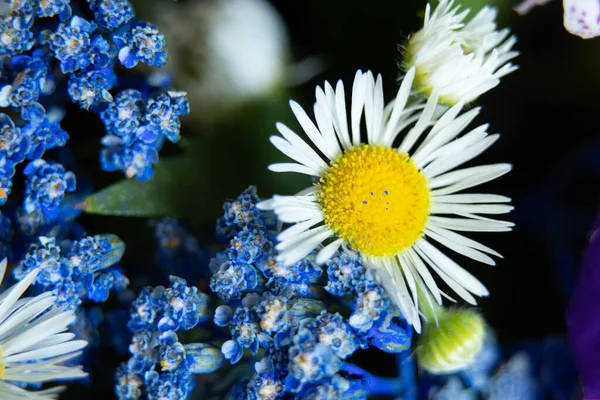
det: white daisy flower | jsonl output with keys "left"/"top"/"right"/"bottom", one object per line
{"left": 404, "top": 0, "right": 519, "bottom": 105}
{"left": 258, "top": 69, "right": 513, "bottom": 332}
{"left": 0, "top": 258, "right": 88, "bottom": 399}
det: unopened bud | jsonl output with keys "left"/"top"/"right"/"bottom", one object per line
{"left": 416, "top": 307, "right": 485, "bottom": 374}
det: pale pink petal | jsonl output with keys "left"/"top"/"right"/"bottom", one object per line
{"left": 564, "top": 0, "right": 600, "bottom": 39}
{"left": 513, "top": 0, "right": 553, "bottom": 16}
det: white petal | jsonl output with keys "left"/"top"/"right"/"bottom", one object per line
{"left": 401, "top": 255, "right": 440, "bottom": 324}
{"left": 427, "top": 224, "right": 502, "bottom": 257}
{"left": 316, "top": 239, "right": 344, "bottom": 264}
{"left": 404, "top": 247, "right": 443, "bottom": 304}
{"left": 314, "top": 102, "right": 342, "bottom": 158}
{"left": 413, "top": 103, "right": 471, "bottom": 164}
{"left": 381, "top": 67, "right": 416, "bottom": 146}
{"left": 0, "top": 269, "right": 39, "bottom": 325}
{"left": 428, "top": 215, "right": 514, "bottom": 232}
{"left": 289, "top": 100, "right": 339, "bottom": 161}
{"left": 432, "top": 193, "right": 511, "bottom": 204}
{"left": 4, "top": 340, "right": 87, "bottom": 363}
{"left": 431, "top": 164, "right": 512, "bottom": 195}
{"left": 431, "top": 202, "right": 514, "bottom": 215}
{"left": 268, "top": 163, "right": 319, "bottom": 176}
{"left": 275, "top": 123, "right": 328, "bottom": 168}
{"left": 417, "top": 249, "right": 478, "bottom": 305}
{"left": 278, "top": 217, "right": 323, "bottom": 241}
{"left": 424, "top": 134, "right": 500, "bottom": 178}
{"left": 416, "top": 239, "right": 489, "bottom": 297}
{"left": 399, "top": 90, "right": 439, "bottom": 153}
{"left": 425, "top": 228, "right": 496, "bottom": 265}
{"left": 276, "top": 225, "right": 331, "bottom": 252}
{"left": 277, "top": 228, "right": 334, "bottom": 265}
{"left": 0, "top": 258, "right": 6, "bottom": 286}
{"left": 367, "top": 257, "right": 420, "bottom": 332}
{"left": 350, "top": 70, "right": 367, "bottom": 145}
{"left": 0, "top": 293, "right": 55, "bottom": 340}
{"left": 334, "top": 80, "right": 352, "bottom": 149}
{"left": 2, "top": 310, "right": 75, "bottom": 357}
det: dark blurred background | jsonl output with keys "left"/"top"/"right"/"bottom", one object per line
{"left": 70, "top": 0, "right": 600, "bottom": 397}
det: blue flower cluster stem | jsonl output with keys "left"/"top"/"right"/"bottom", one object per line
{"left": 340, "top": 363, "right": 406, "bottom": 397}
{"left": 397, "top": 353, "right": 417, "bottom": 400}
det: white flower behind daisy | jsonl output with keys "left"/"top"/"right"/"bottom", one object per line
{"left": 0, "top": 258, "right": 88, "bottom": 399}
{"left": 258, "top": 68, "right": 513, "bottom": 332}
{"left": 404, "top": 0, "right": 519, "bottom": 105}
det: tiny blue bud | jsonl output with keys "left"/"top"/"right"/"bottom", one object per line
{"left": 185, "top": 343, "right": 225, "bottom": 374}
{"left": 214, "top": 305, "right": 233, "bottom": 327}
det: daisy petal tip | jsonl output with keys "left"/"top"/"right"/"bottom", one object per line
{"left": 256, "top": 200, "right": 273, "bottom": 210}
{"left": 315, "top": 252, "right": 332, "bottom": 266}
{"left": 267, "top": 164, "right": 282, "bottom": 173}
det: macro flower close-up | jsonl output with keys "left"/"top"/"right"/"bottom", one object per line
{"left": 0, "top": 0, "right": 598, "bottom": 398}
{"left": 405, "top": 0, "right": 518, "bottom": 105}
{"left": 258, "top": 67, "right": 513, "bottom": 332}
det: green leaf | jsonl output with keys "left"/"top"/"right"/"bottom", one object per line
{"left": 81, "top": 140, "right": 210, "bottom": 218}
{"left": 82, "top": 92, "right": 309, "bottom": 222}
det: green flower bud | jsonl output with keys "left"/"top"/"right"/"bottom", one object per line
{"left": 416, "top": 307, "right": 485, "bottom": 374}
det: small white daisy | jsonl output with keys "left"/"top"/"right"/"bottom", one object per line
{"left": 404, "top": 0, "right": 518, "bottom": 105}
{"left": 0, "top": 259, "right": 88, "bottom": 399}
{"left": 258, "top": 69, "right": 513, "bottom": 332}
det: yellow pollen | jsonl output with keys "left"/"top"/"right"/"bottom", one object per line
{"left": 318, "top": 144, "right": 430, "bottom": 256}
{"left": 0, "top": 348, "right": 4, "bottom": 379}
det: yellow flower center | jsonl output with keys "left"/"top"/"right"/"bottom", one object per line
{"left": 318, "top": 144, "right": 430, "bottom": 256}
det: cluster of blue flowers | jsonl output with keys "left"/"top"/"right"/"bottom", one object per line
{"left": 0, "top": 0, "right": 188, "bottom": 229}
{"left": 100, "top": 89, "right": 189, "bottom": 180}
{"left": 151, "top": 217, "right": 209, "bottom": 282}
{"left": 20, "top": 158, "right": 75, "bottom": 232}
{"left": 209, "top": 187, "right": 412, "bottom": 398}
{"left": 14, "top": 233, "right": 128, "bottom": 309}
{"left": 116, "top": 275, "right": 224, "bottom": 399}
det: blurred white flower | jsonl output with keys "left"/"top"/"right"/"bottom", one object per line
{"left": 155, "top": 0, "right": 289, "bottom": 122}
{"left": 513, "top": 0, "right": 553, "bottom": 15}
{"left": 405, "top": 0, "right": 518, "bottom": 105}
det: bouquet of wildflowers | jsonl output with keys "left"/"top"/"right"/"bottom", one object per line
{"left": 0, "top": 0, "right": 591, "bottom": 399}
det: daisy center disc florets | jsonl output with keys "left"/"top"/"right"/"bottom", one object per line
{"left": 318, "top": 144, "right": 430, "bottom": 256}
